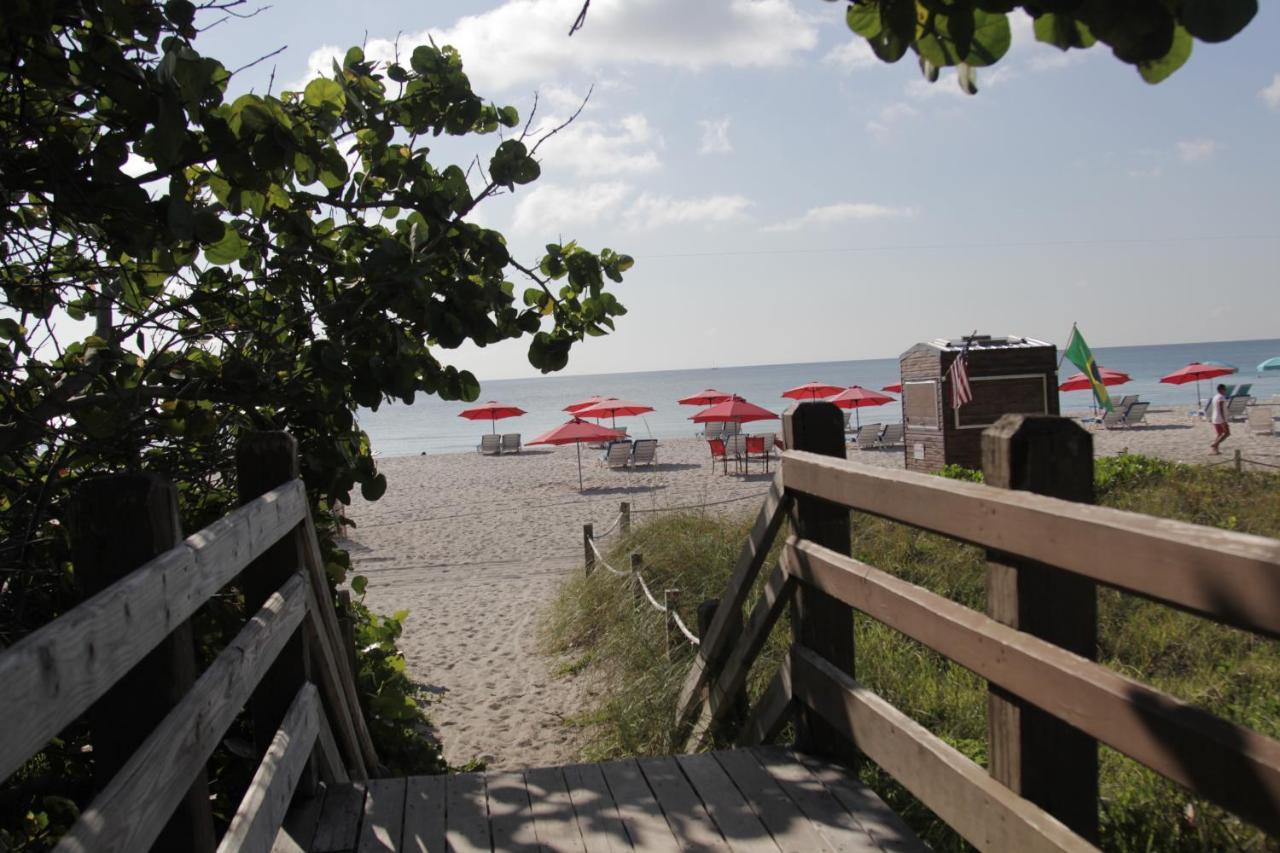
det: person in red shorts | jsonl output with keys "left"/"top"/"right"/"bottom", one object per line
{"left": 1209, "top": 383, "right": 1230, "bottom": 455}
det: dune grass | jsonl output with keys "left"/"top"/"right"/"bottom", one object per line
{"left": 542, "top": 457, "right": 1280, "bottom": 852}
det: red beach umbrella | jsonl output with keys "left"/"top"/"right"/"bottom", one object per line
{"left": 882, "top": 383, "right": 902, "bottom": 393}
{"left": 782, "top": 381, "right": 845, "bottom": 401}
{"left": 564, "top": 395, "right": 615, "bottom": 414}
{"left": 1159, "top": 362, "right": 1237, "bottom": 406}
{"left": 1058, "top": 367, "right": 1131, "bottom": 393}
{"left": 458, "top": 401, "right": 527, "bottom": 433}
{"left": 528, "top": 418, "right": 625, "bottom": 491}
{"left": 828, "top": 385, "right": 895, "bottom": 429}
{"left": 677, "top": 389, "right": 735, "bottom": 406}
{"left": 573, "top": 398, "right": 655, "bottom": 429}
{"left": 689, "top": 396, "right": 779, "bottom": 424}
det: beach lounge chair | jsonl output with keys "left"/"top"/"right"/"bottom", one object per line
{"left": 1247, "top": 405, "right": 1274, "bottom": 436}
{"left": 745, "top": 434, "right": 774, "bottom": 472}
{"left": 722, "top": 421, "right": 742, "bottom": 437}
{"left": 1124, "top": 402, "right": 1150, "bottom": 426}
{"left": 879, "top": 423, "right": 905, "bottom": 447}
{"left": 1233, "top": 384, "right": 1253, "bottom": 399}
{"left": 699, "top": 421, "right": 725, "bottom": 440}
{"left": 1221, "top": 385, "right": 1236, "bottom": 399}
{"left": 631, "top": 439, "right": 658, "bottom": 468}
{"left": 852, "top": 423, "right": 883, "bottom": 449}
{"left": 842, "top": 411, "right": 854, "bottom": 433}
{"left": 1226, "top": 397, "right": 1250, "bottom": 422}
{"left": 603, "top": 440, "right": 633, "bottom": 469}
{"left": 477, "top": 434, "right": 501, "bottom": 455}
{"left": 725, "top": 434, "right": 748, "bottom": 474}
{"left": 1113, "top": 395, "right": 1139, "bottom": 411}
{"left": 501, "top": 433, "right": 521, "bottom": 454}
{"left": 707, "top": 438, "right": 729, "bottom": 474}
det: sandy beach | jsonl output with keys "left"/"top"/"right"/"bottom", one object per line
{"left": 345, "top": 410, "right": 1279, "bottom": 770}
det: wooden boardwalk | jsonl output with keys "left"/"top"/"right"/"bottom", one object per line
{"left": 279, "top": 746, "right": 925, "bottom": 852}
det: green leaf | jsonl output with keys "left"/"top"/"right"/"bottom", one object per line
{"left": 847, "top": 2, "right": 882, "bottom": 38}
{"left": 964, "top": 10, "right": 1011, "bottom": 67}
{"left": 304, "top": 78, "right": 347, "bottom": 113}
{"left": 204, "top": 227, "right": 247, "bottom": 264}
{"left": 1181, "top": 0, "right": 1256, "bottom": 43}
{"left": 1033, "top": 12, "right": 1096, "bottom": 51}
{"left": 1138, "top": 25, "right": 1192, "bottom": 84}
{"left": 361, "top": 472, "right": 387, "bottom": 501}
{"left": 351, "top": 575, "right": 368, "bottom": 596}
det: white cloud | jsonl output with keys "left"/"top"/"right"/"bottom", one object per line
{"left": 698, "top": 118, "right": 732, "bottom": 155}
{"left": 536, "top": 113, "right": 662, "bottom": 178}
{"left": 761, "top": 202, "right": 917, "bottom": 233}
{"left": 822, "top": 39, "right": 877, "bottom": 73}
{"left": 623, "top": 193, "right": 752, "bottom": 230}
{"left": 1127, "top": 165, "right": 1162, "bottom": 179}
{"left": 1260, "top": 73, "right": 1280, "bottom": 111}
{"left": 1176, "top": 139, "right": 1217, "bottom": 163}
{"left": 297, "top": 0, "right": 818, "bottom": 94}
{"left": 866, "top": 102, "right": 918, "bottom": 140}
{"left": 906, "top": 64, "right": 1016, "bottom": 100}
{"left": 511, "top": 181, "right": 632, "bottom": 233}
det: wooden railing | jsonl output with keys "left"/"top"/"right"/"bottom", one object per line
{"left": 675, "top": 405, "right": 1280, "bottom": 851}
{"left": 0, "top": 432, "right": 376, "bottom": 853}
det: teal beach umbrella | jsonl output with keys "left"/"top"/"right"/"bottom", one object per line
{"left": 1258, "top": 357, "right": 1280, "bottom": 374}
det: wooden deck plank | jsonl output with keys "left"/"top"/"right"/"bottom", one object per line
{"left": 446, "top": 772, "right": 491, "bottom": 853}
{"left": 525, "top": 766, "right": 587, "bottom": 853}
{"left": 749, "top": 748, "right": 881, "bottom": 853}
{"left": 402, "top": 775, "right": 447, "bottom": 853}
{"left": 312, "top": 782, "right": 366, "bottom": 853}
{"left": 676, "top": 753, "right": 779, "bottom": 853}
{"left": 564, "top": 763, "right": 635, "bottom": 852}
{"left": 356, "top": 777, "right": 407, "bottom": 853}
{"left": 636, "top": 755, "right": 730, "bottom": 852}
{"left": 487, "top": 770, "right": 539, "bottom": 851}
{"left": 599, "top": 760, "right": 680, "bottom": 853}
{"left": 794, "top": 753, "right": 926, "bottom": 853}
{"left": 272, "top": 787, "right": 326, "bottom": 853}
{"left": 712, "top": 751, "right": 834, "bottom": 853}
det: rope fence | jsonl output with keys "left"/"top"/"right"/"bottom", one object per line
{"left": 584, "top": 522, "right": 701, "bottom": 647}
{"left": 1204, "top": 449, "right": 1280, "bottom": 472}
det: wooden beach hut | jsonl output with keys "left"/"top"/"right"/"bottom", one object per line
{"left": 899, "top": 334, "right": 1059, "bottom": 472}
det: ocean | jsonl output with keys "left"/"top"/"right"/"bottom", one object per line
{"left": 360, "top": 338, "right": 1280, "bottom": 457}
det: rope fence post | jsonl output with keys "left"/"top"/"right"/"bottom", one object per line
{"left": 630, "top": 552, "right": 644, "bottom": 607}
{"left": 620, "top": 501, "right": 631, "bottom": 535}
{"left": 583, "top": 523, "right": 594, "bottom": 576}
{"left": 1235, "top": 448, "right": 1243, "bottom": 473}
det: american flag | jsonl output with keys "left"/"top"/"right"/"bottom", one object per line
{"left": 948, "top": 345, "right": 973, "bottom": 409}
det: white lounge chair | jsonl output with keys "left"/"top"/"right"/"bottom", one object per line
{"left": 699, "top": 421, "right": 726, "bottom": 440}
{"left": 477, "top": 434, "right": 501, "bottom": 455}
{"left": 852, "top": 423, "right": 882, "bottom": 449}
{"left": 724, "top": 434, "right": 748, "bottom": 474}
{"left": 501, "top": 433, "right": 521, "bottom": 453}
{"left": 722, "top": 421, "right": 742, "bottom": 437}
{"left": 879, "top": 423, "right": 905, "bottom": 447}
{"left": 1124, "top": 402, "right": 1150, "bottom": 426}
{"left": 1226, "top": 397, "right": 1251, "bottom": 422}
{"left": 1247, "top": 405, "right": 1274, "bottom": 436}
{"left": 631, "top": 439, "right": 658, "bottom": 467}
{"left": 603, "top": 440, "right": 633, "bottom": 469}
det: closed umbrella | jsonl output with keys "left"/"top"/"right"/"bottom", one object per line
{"left": 574, "top": 398, "right": 655, "bottom": 429}
{"left": 1258, "top": 357, "right": 1280, "bottom": 374}
{"left": 527, "top": 418, "right": 624, "bottom": 491}
{"left": 458, "top": 401, "right": 526, "bottom": 434}
{"left": 1159, "top": 362, "right": 1237, "bottom": 406}
{"left": 689, "top": 396, "right": 779, "bottom": 425}
{"left": 677, "top": 389, "right": 735, "bottom": 406}
{"left": 782, "top": 381, "right": 845, "bottom": 401}
{"left": 828, "top": 385, "right": 895, "bottom": 429}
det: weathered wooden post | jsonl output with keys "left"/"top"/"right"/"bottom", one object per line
{"left": 630, "top": 552, "right": 644, "bottom": 607}
{"left": 337, "top": 589, "right": 359, "bottom": 682}
{"left": 620, "top": 501, "right": 631, "bottom": 535}
{"left": 237, "top": 432, "right": 315, "bottom": 793}
{"left": 782, "top": 401, "right": 856, "bottom": 763}
{"left": 698, "top": 599, "right": 747, "bottom": 741}
{"left": 1235, "top": 448, "right": 1243, "bottom": 473}
{"left": 70, "top": 474, "right": 216, "bottom": 853}
{"left": 982, "top": 414, "right": 1098, "bottom": 842}
{"left": 583, "top": 523, "right": 595, "bottom": 575}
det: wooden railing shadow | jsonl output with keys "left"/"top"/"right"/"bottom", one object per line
{"left": 674, "top": 404, "right": 1280, "bottom": 851}
{"left": 0, "top": 432, "right": 376, "bottom": 852}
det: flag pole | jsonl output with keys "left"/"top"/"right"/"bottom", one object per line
{"left": 1057, "top": 322, "right": 1076, "bottom": 371}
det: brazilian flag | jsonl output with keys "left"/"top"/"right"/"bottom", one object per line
{"left": 1064, "top": 325, "right": 1113, "bottom": 412}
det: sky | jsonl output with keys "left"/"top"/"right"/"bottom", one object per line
{"left": 198, "top": 0, "right": 1280, "bottom": 380}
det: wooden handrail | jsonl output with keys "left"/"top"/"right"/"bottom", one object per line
{"left": 55, "top": 572, "right": 310, "bottom": 853}
{"left": 0, "top": 479, "right": 308, "bottom": 782}
{"left": 783, "top": 537, "right": 1280, "bottom": 835}
{"left": 790, "top": 646, "right": 1097, "bottom": 853}
{"left": 781, "top": 450, "right": 1280, "bottom": 638}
